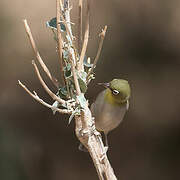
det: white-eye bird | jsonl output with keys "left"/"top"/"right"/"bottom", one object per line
{"left": 79, "top": 79, "right": 131, "bottom": 151}
{"left": 91, "top": 78, "right": 131, "bottom": 147}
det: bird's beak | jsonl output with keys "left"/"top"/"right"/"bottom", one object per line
{"left": 98, "top": 82, "right": 110, "bottom": 89}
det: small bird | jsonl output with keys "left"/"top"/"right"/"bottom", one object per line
{"left": 91, "top": 78, "right": 131, "bottom": 148}
{"left": 79, "top": 79, "right": 131, "bottom": 151}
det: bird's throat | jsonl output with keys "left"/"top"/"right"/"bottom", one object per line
{"left": 104, "top": 89, "right": 126, "bottom": 106}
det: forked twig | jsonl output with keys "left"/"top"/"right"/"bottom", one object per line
{"left": 23, "top": 19, "right": 59, "bottom": 88}
{"left": 18, "top": 80, "right": 71, "bottom": 114}
{"left": 78, "top": 2, "right": 90, "bottom": 72}
{"left": 32, "top": 60, "right": 66, "bottom": 105}
{"left": 87, "top": 26, "right": 107, "bottom": 77}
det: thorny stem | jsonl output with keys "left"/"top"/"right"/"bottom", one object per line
{"left": 69, "top": 57, "right": 81, "bottom": 96}
{"left": 62, "top": 1, "right": 117, "bottom": 179}
{"left": 61, "top": 0, "right": 77, "bottom": 67}
{"left": 64, "top": 0, "right": 73, "bottom": 38}
{"left": 75, "top": 106, "right": 117, "bottom": 180}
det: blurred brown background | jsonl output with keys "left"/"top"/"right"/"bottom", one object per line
{"left": 1, "top": 0, "right": 180, "bottom": 179}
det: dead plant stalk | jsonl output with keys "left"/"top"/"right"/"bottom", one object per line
{"left": 19, "top": 0, "right": 117, "bottom": 179}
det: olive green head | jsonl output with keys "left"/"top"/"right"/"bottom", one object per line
{"left": 99, "top": 79, "right": 131, "bottom": 105}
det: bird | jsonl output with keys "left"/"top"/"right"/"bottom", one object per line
{"left": 79, "top": 78, "right": 131, "bottom": 151}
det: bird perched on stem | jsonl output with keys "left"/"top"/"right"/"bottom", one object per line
{"left": 91, "top": 78, "right": 131, "bottom": 148}
{"left": 79, "top": 79, "right": 131, "bottom": 151}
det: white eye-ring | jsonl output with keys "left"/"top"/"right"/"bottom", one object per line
{"left": 112, "top": 90, "right": 119, "bottom": 95}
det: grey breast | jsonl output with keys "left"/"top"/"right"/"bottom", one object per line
{"left": 91, "top": 90, "right": 128, "bottom": 134}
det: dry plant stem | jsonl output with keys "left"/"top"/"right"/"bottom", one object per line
{"left": 64, "top": 0, "right": 73, "bottom": 39}
{"left": 75, "top": 106, "right": 117, "bottom": 180}
{"left": 61, "top": 15, "right": 74, "bottom": 43}
{"left": 63, "top": 0, "right": 81, "bottom": 96}
{"left": 21, "top": 1, "right": 117, "bottom": 179}
{"left": 78, "top": 0, "right": 83, "bottom": 52}
{"left": 69, "top": 58, "right": 81, "bottom": 96}
{"left": 32, "top": 60, "right": 67, "bottom": 105}
{"left": 78, "top": 1, "right": 90, "bottom": 72}
{"left": 61, "top": 1, "right": 77, "bottom": 66}
{"left": 23, "top": 19, "right": 59, "bottom": 88}
{"left": 56, "top": 0, "right": 65, "bottom": 85}
{"left": 18, "top": 81, "right": 71, "bottom": 114}
{"left": 60, "top": 1, "right": 117, "bottom": 179}
{"left": 87, "top": 26, "right": 107, "bottom": 77}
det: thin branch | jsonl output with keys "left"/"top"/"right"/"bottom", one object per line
{"left": 61, "top": 15, "right": 74, "bottom": 43}
{"left": 32, "top": 60, "right": 67, "bottom": 105}
{"left": 69, "top": 57, "right": 81, "bottom": 96}
{"left": 23, "top": 19, "right": 59, "bottom": 88}
{"left": 62, "top": 0, "right": 74, "bottom": 42}
{"left": 64, "top": 0, "right": 73, "bottom": 38}
{"left": 87, "top": 26, "right": 107, "bottom": 77}
{"left": 18, "top": 80, "right": 71, "bottom": 114}
{"left": 61, "top": 1, "right": 77, "bottom": 66}
{"left": 78, "top": 2, "right": 90, "bottom": 72}
{"left": 62, "top": 0, "right": 81, "bottom": 96}
{"left": 78, "top": 0, "right": 83, "bottom": 52}
{"left": 56, "top": 0, "right": 65, "bottom": 85}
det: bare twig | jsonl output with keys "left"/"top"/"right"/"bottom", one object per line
{"left": 56, "top": 0, "right": 65, "bottom": 85}
{"left": 32, "top": 60, "right": 67, "bottom": 105}
{"left": 18, "top": 80, "right": 71, "bottom": 114}
{"left": 78, "top": 2, "right": 90, "bottom": 72}
{"left": 87, "top": 26, "right": 107, "bottom": 77}
{"left": 78, "top": 0, "right": 83, "bottom": 52}
{"left": 23, "top": 19, "right": 59, "bottom": 88}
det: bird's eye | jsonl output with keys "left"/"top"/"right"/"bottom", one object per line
{"left": 112, "top": 90, "right": 119, "bottom": 95}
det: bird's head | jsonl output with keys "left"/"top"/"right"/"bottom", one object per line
{"left": 99, "top": 79, "right": 131, "bottom": 105}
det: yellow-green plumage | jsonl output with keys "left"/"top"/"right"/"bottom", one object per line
{"left": 79, "top": 79, "right": 131, "bottom": 151}
{"left": 105, "top": 79, "right": 130, "bottom": 105}
{"left": 91, "top": 79, "right": 131, "bottom": 147}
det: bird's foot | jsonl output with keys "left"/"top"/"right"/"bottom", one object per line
{"left": 78, "top": 143, "right": 88, "bottom": 152}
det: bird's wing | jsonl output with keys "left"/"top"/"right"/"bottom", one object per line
{"left": 90, "top": 90, "right": 106, "bottom": 118}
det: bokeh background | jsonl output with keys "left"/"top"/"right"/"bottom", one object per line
{"left": 1, "top": 0, "right": 180, "bottom": 179}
